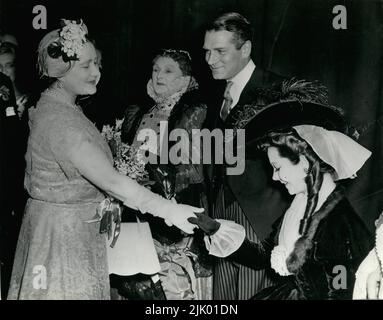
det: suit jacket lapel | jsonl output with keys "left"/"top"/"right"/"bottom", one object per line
{"left": 224, "top": 68, "right": 261, "bottom": 126}
{"left": 237, "top": 67, "right": 266, "bottom": 106}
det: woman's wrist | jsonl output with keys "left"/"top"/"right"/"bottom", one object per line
{"left": 127, "top": 187, "right": 169, "bottom": 218}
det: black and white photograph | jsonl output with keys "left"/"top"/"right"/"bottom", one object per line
{"left": 0, "top": 0, "right": 383, "bottom": 308}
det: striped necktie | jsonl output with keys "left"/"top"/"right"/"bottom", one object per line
{"left": 220, "top": 81, "right": 233, "bottom": 121}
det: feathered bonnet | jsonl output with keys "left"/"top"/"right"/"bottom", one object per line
{"left": 233, "top": 79, "right": 371, "bottom": 181}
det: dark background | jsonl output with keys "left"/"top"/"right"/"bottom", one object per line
{"left": 1, "top": 0, "right": 382, "bottom": 231}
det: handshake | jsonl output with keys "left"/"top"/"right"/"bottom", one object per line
{"left": 158, "top": 203, "right": 221, "bottom": 236}
{"left": 137, "top": 186, "right": 221, "bottom": 235}
{"left": 159, "top": 202, "right": 221, "bottom": 236}
{"left": 187, "top": 212, "right": 221, "bottom": 236}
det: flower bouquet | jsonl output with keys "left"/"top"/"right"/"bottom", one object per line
{"left": 100, "top": 119, "right": 162, "bottom": 282}
{"left": 145, "top": 160, "right": 175, "bottom": 200}
{"left": 99, "top": 119, "right": 150, "bottom": 247}
{"left": 101, "top": 119, "right": 150, "bottom": 184}
{"left": 102, "top": 118, "right": 176, "bottom": 198}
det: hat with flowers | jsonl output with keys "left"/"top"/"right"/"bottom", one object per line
{"left": 37, "top": 19, "right": 89, "bottom": 78}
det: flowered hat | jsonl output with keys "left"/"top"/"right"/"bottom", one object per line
{"left": 37, "top": 19, "right": 88, "bottom": 78}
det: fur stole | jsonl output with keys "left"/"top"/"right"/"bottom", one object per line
{"left": 286, "top": 185, "right": 345, "bottom": 274}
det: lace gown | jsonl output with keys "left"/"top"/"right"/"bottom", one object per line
{"left": 7, "top": 92, "right": 113, "bottom": 300}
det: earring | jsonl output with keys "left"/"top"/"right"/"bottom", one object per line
{"left": 304, "top": 167, "right": 309, "bottom": 174}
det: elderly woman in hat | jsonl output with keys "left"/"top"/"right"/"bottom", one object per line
{"left": 189, "top": 80, "right": 374, "bottom": 299}
{"left": 7, "top": 19, "right": 202, "bottom": 300}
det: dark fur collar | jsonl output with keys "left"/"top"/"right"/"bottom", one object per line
{"left": 286, "top": 185, "right": 345, "bottom": 273}
{"left": 167, "top": 89, "right": 203, "bottom": 131}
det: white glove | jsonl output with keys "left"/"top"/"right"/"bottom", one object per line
{"left": 158, "top": 202, "right": 204, "bottom": 234}
{"left": 124, "top": 187, "right": 203, "bottom": 234}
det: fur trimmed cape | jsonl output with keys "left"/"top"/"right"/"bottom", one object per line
{"left": 229, "top": 186, "right": 373, "bottom": 299}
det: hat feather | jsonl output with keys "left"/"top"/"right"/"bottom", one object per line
{"left": 279, "top": 78, "right": 329, "bottom": 105}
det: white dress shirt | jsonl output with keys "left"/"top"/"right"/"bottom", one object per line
{"left": 220, "top": 59, "right": 256, "bottom": 116}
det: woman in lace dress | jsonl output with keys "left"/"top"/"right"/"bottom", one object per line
{"left": 7, "top": 19, "right": 202, "bottom": 300}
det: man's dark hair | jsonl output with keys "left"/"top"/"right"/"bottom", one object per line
{"left": 206, "top": 12, "right": 253, "bottom": 49}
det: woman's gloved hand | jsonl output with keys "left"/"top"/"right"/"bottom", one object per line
{"left": 187, "top": 212, "right": 221, "bottom": 235}
{"left": 124, "top": 187, "right": 203, "bottom": 234}
{"left": 159, "top": 202, "right": 204, "bottom": 234}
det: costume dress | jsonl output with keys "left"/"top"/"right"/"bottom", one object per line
{"left": 209, "top": 186, "right": 373, "bottom": 299}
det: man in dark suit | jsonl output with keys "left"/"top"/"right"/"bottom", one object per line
{"left": 202, "top": 12, "right": 290, "bottom": 299}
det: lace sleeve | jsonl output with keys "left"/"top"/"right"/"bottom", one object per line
{"left": 204, "top": 219, "right": 246, "bottom": 257}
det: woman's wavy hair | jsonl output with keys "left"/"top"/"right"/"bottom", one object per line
{"left": 259, "top": 129, "right": 336, "bottom": 235}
